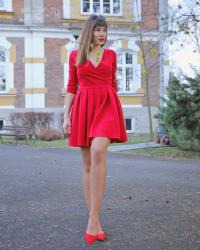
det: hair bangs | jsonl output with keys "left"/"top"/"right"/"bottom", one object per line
{"left": 93, "top": 17, "right": 107, "bottom": 30}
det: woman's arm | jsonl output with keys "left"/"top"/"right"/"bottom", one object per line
{"left": 112, "top": 50, "right": 118, "bottom": 92}
{"left": 64, "top": 93, "right": 75, "bottom": 118}
{"left": 63, "top": 93, "right": 75, "bottom": 134}
{"left": 63, "top": 50, "right": 78, "bottom": 134}
{"left": 66, "top": 50, "right": 78, "bottom": 94}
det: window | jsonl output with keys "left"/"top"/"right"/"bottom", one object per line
{"left": 0, "top": 49, "right": 7, "bottom": 92}
{"left": 0, "top": 0, "right": 5, "bottom": 10}
{"left": 0, "top": 39, "right": 14, "bottom": 95}
{"left": 126, "top": 67, "right": 133, "bottom": 91}
{"left": 0, "top": 120, "right": 3, "bottom": 128}
{"left": 0, "top": 0, "right": 12, "bottom": 11}
{"left": 81, "top": 0, "right": 121, "bottom": 15}
{"left": 133, "top": 0, "right": 141, "bottom": 22}
{"left": 125, "top": 118, "right": 132, "bottom": 130}
{"left": 94, "top": 0, "right": 100, "bottom": 13}
{"left": 117, "top": 51, "right": 134, "bottom": 93}
{"left": 103, "top": 0, "right": 110, "bottom": 14}
{"left": 83, "top": 0, "right": 90, "bottom": 12}
{"left": 113, "top": 0, "right": 120, "bottom": 14}
{"left": 124, "top": 118, "right": 135, "bottom": 132}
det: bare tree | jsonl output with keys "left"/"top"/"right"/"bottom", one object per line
{"left": 169, "top": 0, "right": 200, "bottom": 53}
{"left": 130, "top": 0, "right": 169, "bottom": 141}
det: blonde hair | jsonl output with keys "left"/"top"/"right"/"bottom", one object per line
{"left": 75, "top": 14, "right": 107, "bottom": 67}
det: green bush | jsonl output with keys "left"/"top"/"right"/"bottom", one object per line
{"left": 155, "top": 73, "right": 200, "bottom": 151}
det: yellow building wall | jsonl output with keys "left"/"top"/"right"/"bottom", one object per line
{"left": 0, "top": 96, "right": 15, "bottom": 106}
{"left": 0, "top": 11, "right": 14, "bottom": 20}
{"left": 23, "top": 88, "right": 47, "bottom": 94}
{"left": 8, "top": 88, "right": 17, "bottom": 94}
{"left": 9, "top": 45, "right": 16, "bottom": 63}
{"left": 119, "top": 96, "right": 142, "bottom": 105}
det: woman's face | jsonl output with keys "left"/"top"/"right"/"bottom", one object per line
{"left": 92, "top": 25, "right": 107, "bottom": 46}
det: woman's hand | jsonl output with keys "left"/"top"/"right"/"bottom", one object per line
{"left": 63, "top": 116, "right": 71, "bottom": 134}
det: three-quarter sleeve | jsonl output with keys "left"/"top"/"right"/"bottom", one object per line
{"left": 112, "top": 50, "right": 118, "bottom": 92}
{"left": 66, "top": 50, "right": 78, "bottom": 94}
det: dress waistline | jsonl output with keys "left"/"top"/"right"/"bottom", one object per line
{"left": 79, "top": 85, "right": 112, "bottom": 89}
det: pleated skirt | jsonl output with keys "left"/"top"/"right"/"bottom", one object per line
{"left": 68, "top": 85, "right": 128, "bottom": 147}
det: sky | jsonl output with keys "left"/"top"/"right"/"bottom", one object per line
{"left": 168, "top": 0, "right": 200, "bottom": 76}
{"left": 170, "top": 46, "right": 200, "bottom": 76}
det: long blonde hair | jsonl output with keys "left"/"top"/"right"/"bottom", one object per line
{"left": 75, "top": 14, "right": 107, "bottom": 67}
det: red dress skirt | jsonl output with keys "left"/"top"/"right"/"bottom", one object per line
{"left": 66, "top": 48, "right": 128, "bottom": 147}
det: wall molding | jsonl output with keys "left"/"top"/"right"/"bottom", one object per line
{"left": 23, "top": 88, "right": 47, "bottom": 94}
{"left": 22, "top": 57, "right": 47, "bottom": 63}
{"left": 0, "top": 11, "right": 14, "bottom": 19}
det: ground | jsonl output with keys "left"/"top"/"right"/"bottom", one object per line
{"left": 0, "top": 144, "right": 200, "bottom": 250}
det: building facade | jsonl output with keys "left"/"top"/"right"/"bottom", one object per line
{"left": 0, "top": 0, "right": 169, "bottom": 133}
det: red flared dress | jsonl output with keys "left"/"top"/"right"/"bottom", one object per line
{"left": 66, "top": 48, "right": 128, "bottom": 147}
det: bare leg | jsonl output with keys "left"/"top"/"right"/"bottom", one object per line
{"left": 80, "top": 145, "right": 107, "bottom": 233}
{"left": 86, "top": 137, "right": 111, "bottom": 235}
{"left": 80, "top": 147, "right": 91, "bottom": 211}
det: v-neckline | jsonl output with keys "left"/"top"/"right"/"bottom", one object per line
{"left": 88, "top": 49, "right": 106, "bottom": 69}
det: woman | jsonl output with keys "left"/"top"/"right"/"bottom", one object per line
{"left": 63, "top": 14, "right": 127, "bottom": 245}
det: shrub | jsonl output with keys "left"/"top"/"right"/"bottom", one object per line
{"left": 155, "top": 73, "right": 200, "bottom": 151}
{"left": 37, "top": 128, "right": 64, "bottom": 141}
{"left": 10, "top": 112, "right": 54, "bottom": 138}
{"left": 58, "top": 112, "right": 68, "bottom": 138}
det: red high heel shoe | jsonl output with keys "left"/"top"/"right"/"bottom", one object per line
{"left": 97, "top": 232, "right": 106, "bottom": 241}
{"left": 84, "top": 232, "right": 98, "bottom": 245}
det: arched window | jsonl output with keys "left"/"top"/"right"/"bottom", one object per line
{"left": 0, "top": 48, "right": 8, "bottom": 92}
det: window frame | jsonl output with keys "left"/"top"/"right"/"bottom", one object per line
{"left": 0, "top": 48, "right": 8, "bottom": 93}
{"left": 81, "top": 0, "right": 122, "bottom": 16}
{"left": 0, "top": 38, "right": 14, "bottom": 96}
{"left": 124, "top": 117, "right": 135, "bottom": 133}
{"left": 0, "top": 119, "right": 3, "bottom": 128}
{"left": 117, "top": 50, "right": 135, "bottom": 94}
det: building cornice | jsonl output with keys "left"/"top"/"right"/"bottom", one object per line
{"left": 0, "top": 24, "right": 159, "bottom": 40}
{"left": 0, "top": 24, "right": 71, "bottom": 34}
{"left": 62, "top": 18, "right": 135, "bottom": 25}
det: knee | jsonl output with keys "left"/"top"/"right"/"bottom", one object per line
{"left": 91, "top": 145, "right": 105, "bottom": 163}
{"left": 84, "top": 165, "right": 91, "bottom": 173}
{"left": 83, "top": 159, "right": 91, "bottom": 173}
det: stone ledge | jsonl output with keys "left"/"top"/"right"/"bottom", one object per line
{"left": 108, "top": 141, "right": 169, "bottom": 152}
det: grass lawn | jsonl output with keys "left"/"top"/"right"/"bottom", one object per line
{"left": 0, "top": 133, "right": 150, "bottom": 148}
{"left": 1, "top": 134, "right": 200, "bottom": 161}
{"left": 121, "top": 146, "right": 200, "bottom": 161}
{"left": 0, "top": 137, "right": 69, "bottom": 148}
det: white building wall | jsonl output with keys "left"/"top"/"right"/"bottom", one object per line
{"left": 25, "top": 35, "right": 45, "bottom": 108}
